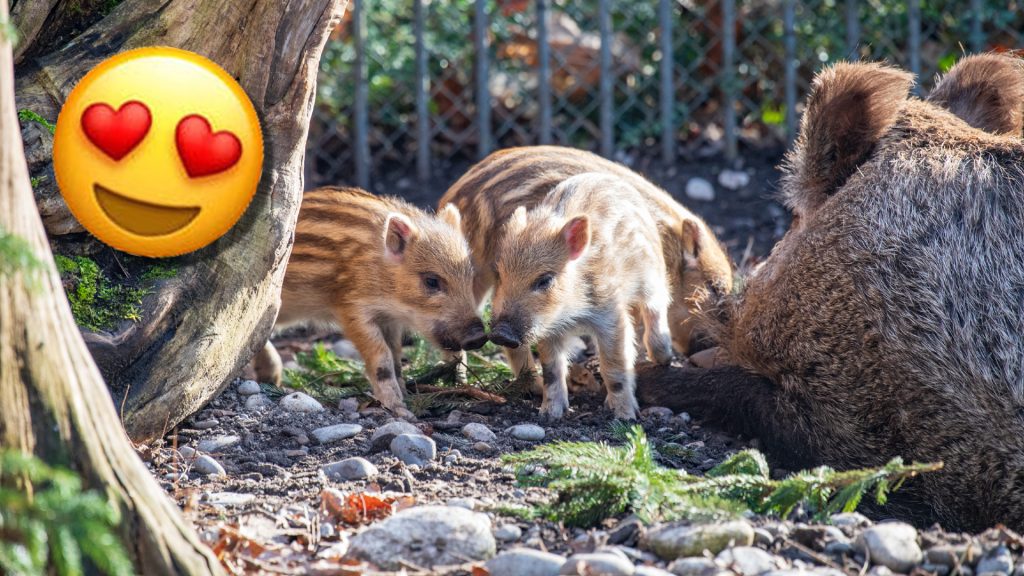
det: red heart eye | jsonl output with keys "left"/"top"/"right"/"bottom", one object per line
{"left": 81, "top": 101, "right": 152, "bottom": 160}
{"left": 175, "top": 115, "right": 242, "bottom": 178}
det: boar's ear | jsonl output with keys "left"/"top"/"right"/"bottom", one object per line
{"left": 928, "top": 53, "right": 1024, "bottom": 136}
{"left": 785, "top": 62, "right": 913, "bottom": 215}
{"left": 561, "top": 215, "right": 591, "bottom": 261}
{"left": 384, "top": 212, "right": 418, "bottom": 262}
{"left": 437, "top": 203, "right": 463, "bottom": 232}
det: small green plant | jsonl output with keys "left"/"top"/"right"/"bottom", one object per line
{"left": 0, "top": 228, "right": 45, "bottom": 288}
{"left": 283, "top": 342, "right": 372, "bottom": 403}
{"left": 140, "top": 262, "right": 178, "bottom": 280}
{"left": 504, "top": 426, "right": 941, "bottom": 527}
{"left": 0, "top": 451, "right": 133, "bottom": 576}
{"left": 17, "top": 110, "right": 55, "bottom": 135}
{"left": 54, "top": 255, "right": 149, "bottom": 331}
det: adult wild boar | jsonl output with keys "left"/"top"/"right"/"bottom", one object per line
{"left": 638, "top": 54, "right": 1024, "bottom": 531}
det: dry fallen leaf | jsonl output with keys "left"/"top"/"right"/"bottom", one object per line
{"left": 320, "top": 488, "right": 416, "bottom": 525}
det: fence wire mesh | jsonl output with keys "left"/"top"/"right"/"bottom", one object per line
{"left": 305, "top": 0, "right": 1023, "bottom": 193}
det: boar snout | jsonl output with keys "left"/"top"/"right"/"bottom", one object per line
{"left": 489, "top": 318, "right": 522, "bottom": 349}
{"left": 459, "top": 318, "right": 488, "bottom": 351}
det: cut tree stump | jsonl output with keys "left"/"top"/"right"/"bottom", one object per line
{"left": 12, "top": 0, "right": 348, "bottom": 441}
{"left": 0, "top": 1, "right": 224, "bottom": 571}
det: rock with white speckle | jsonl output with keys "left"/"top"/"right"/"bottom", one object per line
{"left": 279, "top": 392, "right": 324, "bottom": 413}
{"left": 507, "top": 424, "right": 546, "bottom": 441}
{"left": 311, "top": 423, "right": 362, "bottom": 444}
{"left": 244, "top": 393, "right": 272, "bottom": 410}
{"left": 390, "top": 433, "right": 437, "bottom": 466}
{"left": 322, "top": 457, "right": 378, "bottom": 481}
{"left": 854, "top": 522, "right": 922, "bottom": 573}
{"left": 237, "top": 380, "right": 261, "bottom": 396}
{"left": 462, "top": 422, "right": 497, "bottom": 443}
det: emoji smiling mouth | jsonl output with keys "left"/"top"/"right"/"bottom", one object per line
{"left": 94, "top": 184, "right": 200, "bottom": 237}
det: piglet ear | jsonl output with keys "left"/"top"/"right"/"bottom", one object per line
{"left": 561, "top": 215, "right": 591, "bottom": 261}
{"left": 384, "top": 213, "right": 417, "bottom": 262}
{"left": 438, "top": 203, "right": 463, "bottom": 232}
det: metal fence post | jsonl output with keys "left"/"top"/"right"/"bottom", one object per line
{"left": 970, "top": 0, "right": 984, "bottom": 53}
{"left": 537, "top": 0, "right": 553, "bottom": 145}
{"left": 599, "top": 0, "right": 613, "bottom": 158}
{"left": 722, "top": 0, "right": 737, "bottom": 161}
{"left": 475, "top": 0, "right": 492, "bottom": 158}
{"left": 659, "top": 0, "right": 675, "bottom": 166}
{"left": 846, "top": 0, "right": 860, "bottom": 60}
{"left": 353, "top": 0, "right": 370, "bottom": 190}
{"left": 908, "top": 0, "right": 921, "bottom": 93}
{"left": 783, "top": 0, "right": 797, "bottom": 145}
{"left": 415, "top": 0, "right": 430, "bottom": 183}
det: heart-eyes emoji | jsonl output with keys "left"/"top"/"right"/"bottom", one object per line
{"left": 53, "top": 47, "right": 263, "bottom": 258}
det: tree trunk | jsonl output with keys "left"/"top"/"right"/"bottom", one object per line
{"left": 12, "top": 0, "right": 347, "bottom": 441}
{"left": 0, "top": 2, "right": 222, "bottom": 572}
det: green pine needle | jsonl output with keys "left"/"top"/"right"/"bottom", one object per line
{"left": 503, "top": 426, "right": 942, "bottom": 527}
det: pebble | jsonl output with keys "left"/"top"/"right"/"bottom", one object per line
{"left": 560, "top": 552, "right": 635, "bottom": 575}
{"left": 370, "top": 421, "right": 422, "bottom": 452}
{"left": 197, "top": 435, "right": 240, "bottom": 453}
{"left": 977, "top": 546, "right": 1013, "bottom": 574}
{"left": 444, "top": 450, "right": 462, "bottom": 465}
{"left": 674, "top": 412, "right": 693, "bottom": 427}
{"left": 279, "top": 392, "right": 324, "bottom": 413}
{"left": 718, "top": 169, "right": 750, "bottom": 190}
{"left": 204, "top": 492, "right": 255, "bottom": 506}
{"left": 635, "top": 568, "right": 675, "bottom": 576}
{"left": 447, "top": 497, "right": 479, "bottom": 510}
{"left": 311, "top": 423, "right": 362, "bottom": 444}
{"left": 667, "top": 557, "right": 717, "bottom": 576}
{"left": 753, "top": 528, "right": 774, "bottom": 547}
{"left": 854, "top": 522, "right": 923, "bottom": 573}
{"left": 163, "top": 472, "right": 186, "bottom": 481}
{"left": 191, "top": 418, "right": 219, "bottom": 430}
{"left": 322, "top": 457, "right": 378, "bottom": 481}
{"left": 338, "top": 397, "right": 360, "bottom": 413}
{"left": 641, "top": 406, "right": 675, "bottom": 421}
{"left": 925, "top": 544, "right": 976, "bottom": 567}
{"left": 192, "top": 455, "right": 226, "bottom": 476}
{"left": 332, "top": 339, "right": 361, "bottom": 360}
{"left": 609, "top": 516, "right": 644, "bottom": 546}
{"left": 244, "top": 394, "right": 272, "bottom": 410}
{"left": 644, "top": 521, "right": 754, "bottom": 560}
{"left": 685, "top": 177, "right": 715, "bottom": 201}
{"left": 831, "top": 512, "right": 872, "bottom": 530}
{"left": 237, "top": 380, "right": 261, "bottom": 395}
{"left": 178, "top": 446, "right": 198, "bottom": 459}
{"left": 507, "top": 423, "right": 546, "bottom": 441}
{"left": 922, "top": 563, "right": 952, "bottom": 576}
{"left": 345, "top": 505, "right": 495, "bottom": 570}
{"left": 390, "top": 433, "right": 437, "bottom": 466}
{"left": 485, "top": 548, "right": 565, "bottom": 576}
{"left": 462, "top": 422, "right": 497, "bottom": 443}
{"left": 716, "top": 546, "right": 782, "bottom": 575}
{"left": 494, "top": 524, "right": 523, "bottom": 542}
{"left": 473, "top": 441, "right": 494, "bottom": 453}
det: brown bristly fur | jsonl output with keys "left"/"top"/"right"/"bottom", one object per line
{"left": 927, "top": 53, "right": 1024, "bottom": 136}
{"left": 439, "top": 145, "right": 733, "bottom": 356}
{"left": 639, "top": 55, "right": 1024, "bottom": 531}
{"left": 487, "top": 173, "right": 674, "bottom": 419}
{"left": 254, "top": 186, "right": 483, "bottom": 417}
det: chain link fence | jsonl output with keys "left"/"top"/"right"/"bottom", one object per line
{"left": 305, "top": 0, "right": 1023, "bottom": 194}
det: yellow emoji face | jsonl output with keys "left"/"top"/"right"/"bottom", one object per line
{"left": 53, "top": 47, "right": 263, "bottom": 258}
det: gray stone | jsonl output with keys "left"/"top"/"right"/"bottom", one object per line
{"left": 462, "top": 422, "right": 497, "bottom": 443}
{"left": 197, "top": 435, "right": 240, "bottom": 453}
{"left": 685, "top": 177, "right": 715, "bottom": 201}
{"left": 977, "top": 546, "right": 1013, "bottom": 575}
{"left": 191, "top": 419, "right": 219, "bottom": 430}
{"left": 338, "top": 397, "right": 360, "bottom": 413}
{"left": 370, "top": 420, "right": 422, "bottom": 452}
{"left": 192, "top": 455, "right": 226, "bottom": 476}
{"left": 494, "top": 524, "right": 523, "bottom": 542}
{"left": 641, "top": 406, "right": 675, "bottom": 421}
{"left": 444, "top": 450, "right": 462, "bottom": 465}
{"left": 718, "top": 169, "right": 750, "bottom": 190}
{"left": 753, "top": 529, "right": 774, "bottom": 547}
{"left": 311, "top": 423, "right": 363, "bottom": 444}
{"left": 244, "top": 394, "right": 272, "bottom": 410}
{"left": 485, "top": 548, "right": 566, "bottom": 576}
{"left": 507, "top": 424, "right": 546, "bottom": 441}
{"left": 668, "top": 557, "right": 717, "bottom": 576}
{"left": 473, "top": 441, "right": 494, "bottom": 453}
{"left": 322, "top": 457, "right": 378, "bottom": 481}
{"left": 854, "top": 522, "right": 923, "bottom": 573}
{"left": 279, "top": 392, "right": 325, "bottom": 413}
{"left": 204, "top": 492, "right": 255, "bottom": 506}
{"left": 824, "top": 541, "right": 854, "bottom": 556}
{"left": 644, "top": 521, "right": 755, "bottom": 560}
{"left": 716, "top": 546, "right": 781, "bottom": 575}
{"left": 237, "top": 380, "right": 261, "bottom": 396}
{"left": 390, "top": 433, "right": 437, "bottom": 466}
{"left": 560, "top": 552, "right": 635, "bottom": 575}
{"left": 675, "top": 412, "right": 692, "bottom": 426}
{"left": 447, "top": 497, "right": 479, "bottom": 510}
{"left": 332, "top": 339, "right": 361, "bottom": 360}
{"left": 178, "top": 446, "right": 198, "bottom": 459}
{"left": 345, "top": 505, "right": 495, "bottom": 570}
{"left": 830, "top": 512, "right": 871, "bottom": 530}
{"left": 922, "top": 563, "right": 951, "bottom": 576}
{"left": 925, "top": 545, "right": 976, "bottom": 567}
{"left": 635, "top": 568, "right": 676, "bottom": 576}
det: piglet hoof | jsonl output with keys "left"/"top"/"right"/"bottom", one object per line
{"left": 604, "top": 396, "right": 639, "bottom": 421}
{"left": 389, "top": 405, "right": 417, "bottom": 421}
{"left": 539, "top": 401, "right": 568, "bottom": 421}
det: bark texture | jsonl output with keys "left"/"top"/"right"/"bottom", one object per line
{"left": 12, "top": 0, "right": 347, "bottom": 441}
{"left": 1, "top": 2, "right": 224, "bottom": 572}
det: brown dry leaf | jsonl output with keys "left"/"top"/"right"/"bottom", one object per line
{"left": 472, "top": 565, "right": 492, "bottom": 576}
{"left": 340, "top": 492, "right": 394, "bottom": 525}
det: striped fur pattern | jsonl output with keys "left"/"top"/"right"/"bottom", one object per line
{"left": 439, "top": 145, "right": 733, "bottom": 356}
{"left": 254, "top": 186, "right": 484, "bottom": 417}
{"left": 486, "top": 173, "right": 673, "bottom": 419}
